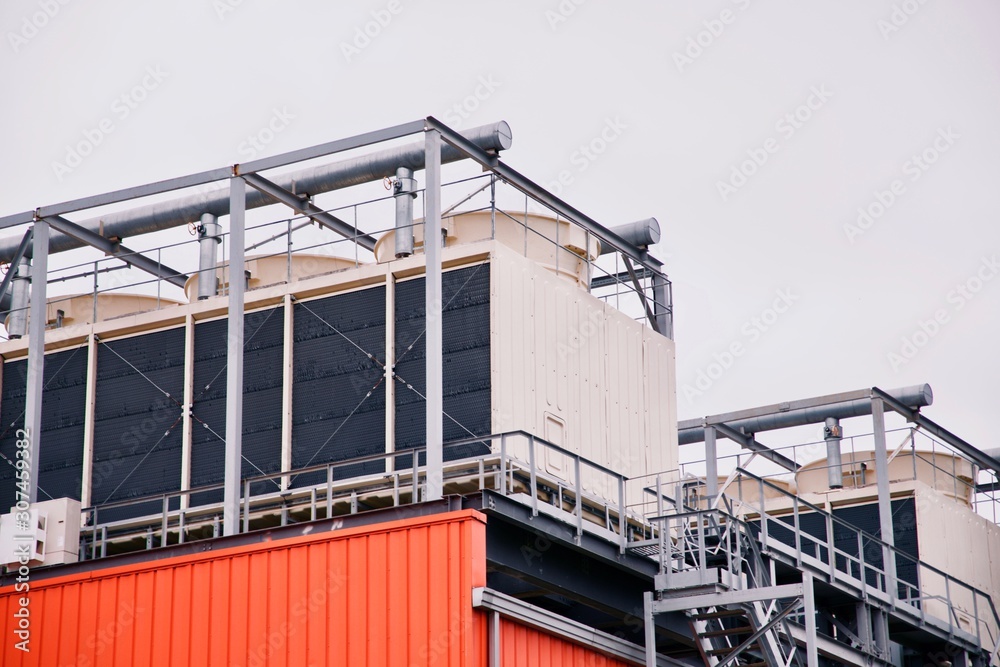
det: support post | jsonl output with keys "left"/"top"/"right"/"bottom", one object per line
{"left": 385, "top": 272, "right": 396, "bottom": 471}
{"left": 80, "top": 333, "right": 98, "bottom": 508}
{"left": 180, "top": 313, "right": 195, "bottom": 509}
{"left": 871, "top": 397, "right": 897, "bottom": 597}
{"left": 280, "top": 294, "right": 293, "bottom": 490}
{"left": 803, "top": 572, "right": 819, "bottom": 667}
{"left": 24, "top": 221, "right": 48, "bottom": 504}
{"left": 704, "top": 426, "right": 718, "bottom": 504}
{"left": 424, "top": 129, "right": 443, "bottom": 501}
{"left": 644, "top": 591, "right": 656, "bottom": 667}
{"left": 223, "top": 177, "right": 246, "bottom": 535}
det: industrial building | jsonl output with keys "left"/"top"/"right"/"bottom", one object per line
{"left": 0, "top": 118, "right": 998, "bottom": 667}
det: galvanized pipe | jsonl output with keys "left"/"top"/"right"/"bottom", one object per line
{"left": 599, "top": 217, "right": 660, "bottom": 255}
{"left": 678, "top": 384, "right": 933, "bottom": 445}
{"left": 0, "top": 122, "right": 513, "bottom": 262}
{"left": 196, "top": 213, "right": 221, "bottom": 300}
{"left": 7, "top": 257, "right": 30, "bottom": 338}
{"left": 393, "top": 167, "right": 417, "bottom": 258}
{"left": 824, "top": 417, "right": 843, "bottom": 489}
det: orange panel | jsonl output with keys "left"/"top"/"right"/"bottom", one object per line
{"left": 499, "top": 617, "right": 637, "bottom": 667}
{"left": 0, "top": 509, "right": 487, "bottom": 667}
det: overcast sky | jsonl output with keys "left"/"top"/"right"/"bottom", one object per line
{"left": 1, "top": 1, "right": 997, "bottom": 459}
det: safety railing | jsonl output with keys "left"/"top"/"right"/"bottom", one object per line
{"left": 78, "top": 429, "right": 642, "bottom": 560}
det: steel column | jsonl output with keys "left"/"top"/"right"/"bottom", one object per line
{"left": 804, "top": 572, "right": 819, "bottom": 667}
{"left": 80, "top": 333, "right": 98, "bottom": 508}
{"left": 644, "top": 591, "right": 657, "bottom": 667}
{"left": 424, "top": 130, "right": 443, "bottom": 501}
{"left": 704, "top": 426, "right": 718, "bottom": 503}
{"left": 871, "top": 397, "right": 897, "bottom": 596}
{"left": 223, "top": 177, "right": 246, "bottom": 535}
{"left": 24, "top": 221, "right": 48, "bottom": 504}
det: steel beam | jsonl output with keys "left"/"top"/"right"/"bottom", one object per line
{"left": 424, "top": 116, "right": 663, "bottom": 272}
{"left": 44, "top": 215, "right": 188, "bottom": 288}
{"left": 872, "top": 386, "right": 1000, "bottom": 474}
{"left": 24, "top": 221, "right": 48, "bottom": 504}
{"left": 0, "top": 229, "right": 32, "bottom": 304}
{"left": 650, "top": 584, "right": 804, "bottom": 614}
{"left": 871, "top": 398, "right": 897, "bottom": 597}
{"left": 33, "top": 167, "right": 234, "bottom": 223}
{"left": 240, "top": 173, "right": 377, "bottom": 251}
{"left": 223, "top": 176, "right": 246, "bottom": 536}
{"left": 236, "top": 119, "right": 427, "bottom": 175}
{"left": 424, "top": 130, "right": 443, "bottom": 501}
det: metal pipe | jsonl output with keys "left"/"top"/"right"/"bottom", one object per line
{"left": 196, "top": 213, "right": 221, "bottom": 300}
{"left": 424, "top": 130, "right": 443, "bottom": 502}
{"left": 824, "top": 417, "right": 843, "bottom": 489}
{"left": 678, "top": 384, "right": 932, "bottom": 445}
{"left": 393, "top": 167, "right": 417, "bottom": 258}
{"left": 8, "top": 257, "right": 30, "bottom": 338}
{"left": 598, "top": 217, "right": 660, "bottom": 255}
{"left": 223, "top": 178, "right": 246, "bottom": 537}
{"left": 0, "top": 122, "right": 513, "bottom": 262}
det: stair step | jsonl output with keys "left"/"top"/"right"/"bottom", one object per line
{"left": 693, "top": 608, "right": 747, "bottom": 620}
{"left": 701, "top": 626, "right": 754, "bottom": 638}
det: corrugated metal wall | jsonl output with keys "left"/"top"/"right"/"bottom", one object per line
{"left": 499, "top": 618, "right": 635, "bottom": 667}
{"left": 0, "top": 509, "right": 488, "bottom": 666}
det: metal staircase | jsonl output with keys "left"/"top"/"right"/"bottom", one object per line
{"left": 642, "top": 505, "right": 807, "bottom": 667}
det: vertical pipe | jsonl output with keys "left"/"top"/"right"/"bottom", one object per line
{"left": 394, "top": 167, "right": 417, "bottom": 257}
{"left": 424, "top": 130, "right": 443, "bottom": 501}
{"left": 644, "top": 592, "right": 657, "bottom": 667}
{"left": 871, "top": 397, "right": 897, "bottom": 596}
{"left": 8, "top": 257, "right": 30, "bottom": 338}
{"left": 825, "top": 417, "right": 843, "bottom": 489}
{"left": 25, "top": 221, "right": 48, "bottom": 504}
{"left": 704, "top": 426, "right": 718, "bottom": 505}
{"left": 80, "top": 333, "right": 98, "bottom": 508}
{"left": 197, "top": 213, "right": 221, "bottom": 300}
{"left": 223, "top": 177, "right": 246, "bottom": 535}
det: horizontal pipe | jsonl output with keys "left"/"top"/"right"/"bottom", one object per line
{"left": 598, "top": 218, "right": 660, "bottom": 255}
{"left": 0, "top": 122, "right": 513, "bottom": 262}
{"left": 678, "top": 384, "right": 932, "bottom": 445}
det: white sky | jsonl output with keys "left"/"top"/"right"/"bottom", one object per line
{"left": 0, "top": 1, "right": 997, "bottom": 457}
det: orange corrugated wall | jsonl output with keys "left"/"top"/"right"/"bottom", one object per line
{"left": 499, "top": 618, "right": 637, "bottom": 667}
{"left": 0, "top": 509, "right": 487, "bottom": 667}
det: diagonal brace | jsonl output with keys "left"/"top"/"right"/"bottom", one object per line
{"left": 713, "top": 422, "right": 800, "bottom": 471}
{"left": 0, "top": 228, "right": 32, "bottom": 303}
{"left": 715, "top": 600, "right": 803, "bottom": 667}
{"left": 241, "top": 173, "right": 378, "bottom": 251}
{"left": 44, "top": 215, "right": 187, "bottom": 288}
{"left": 622, "top": 255, "right": 660, "bottom": 334}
